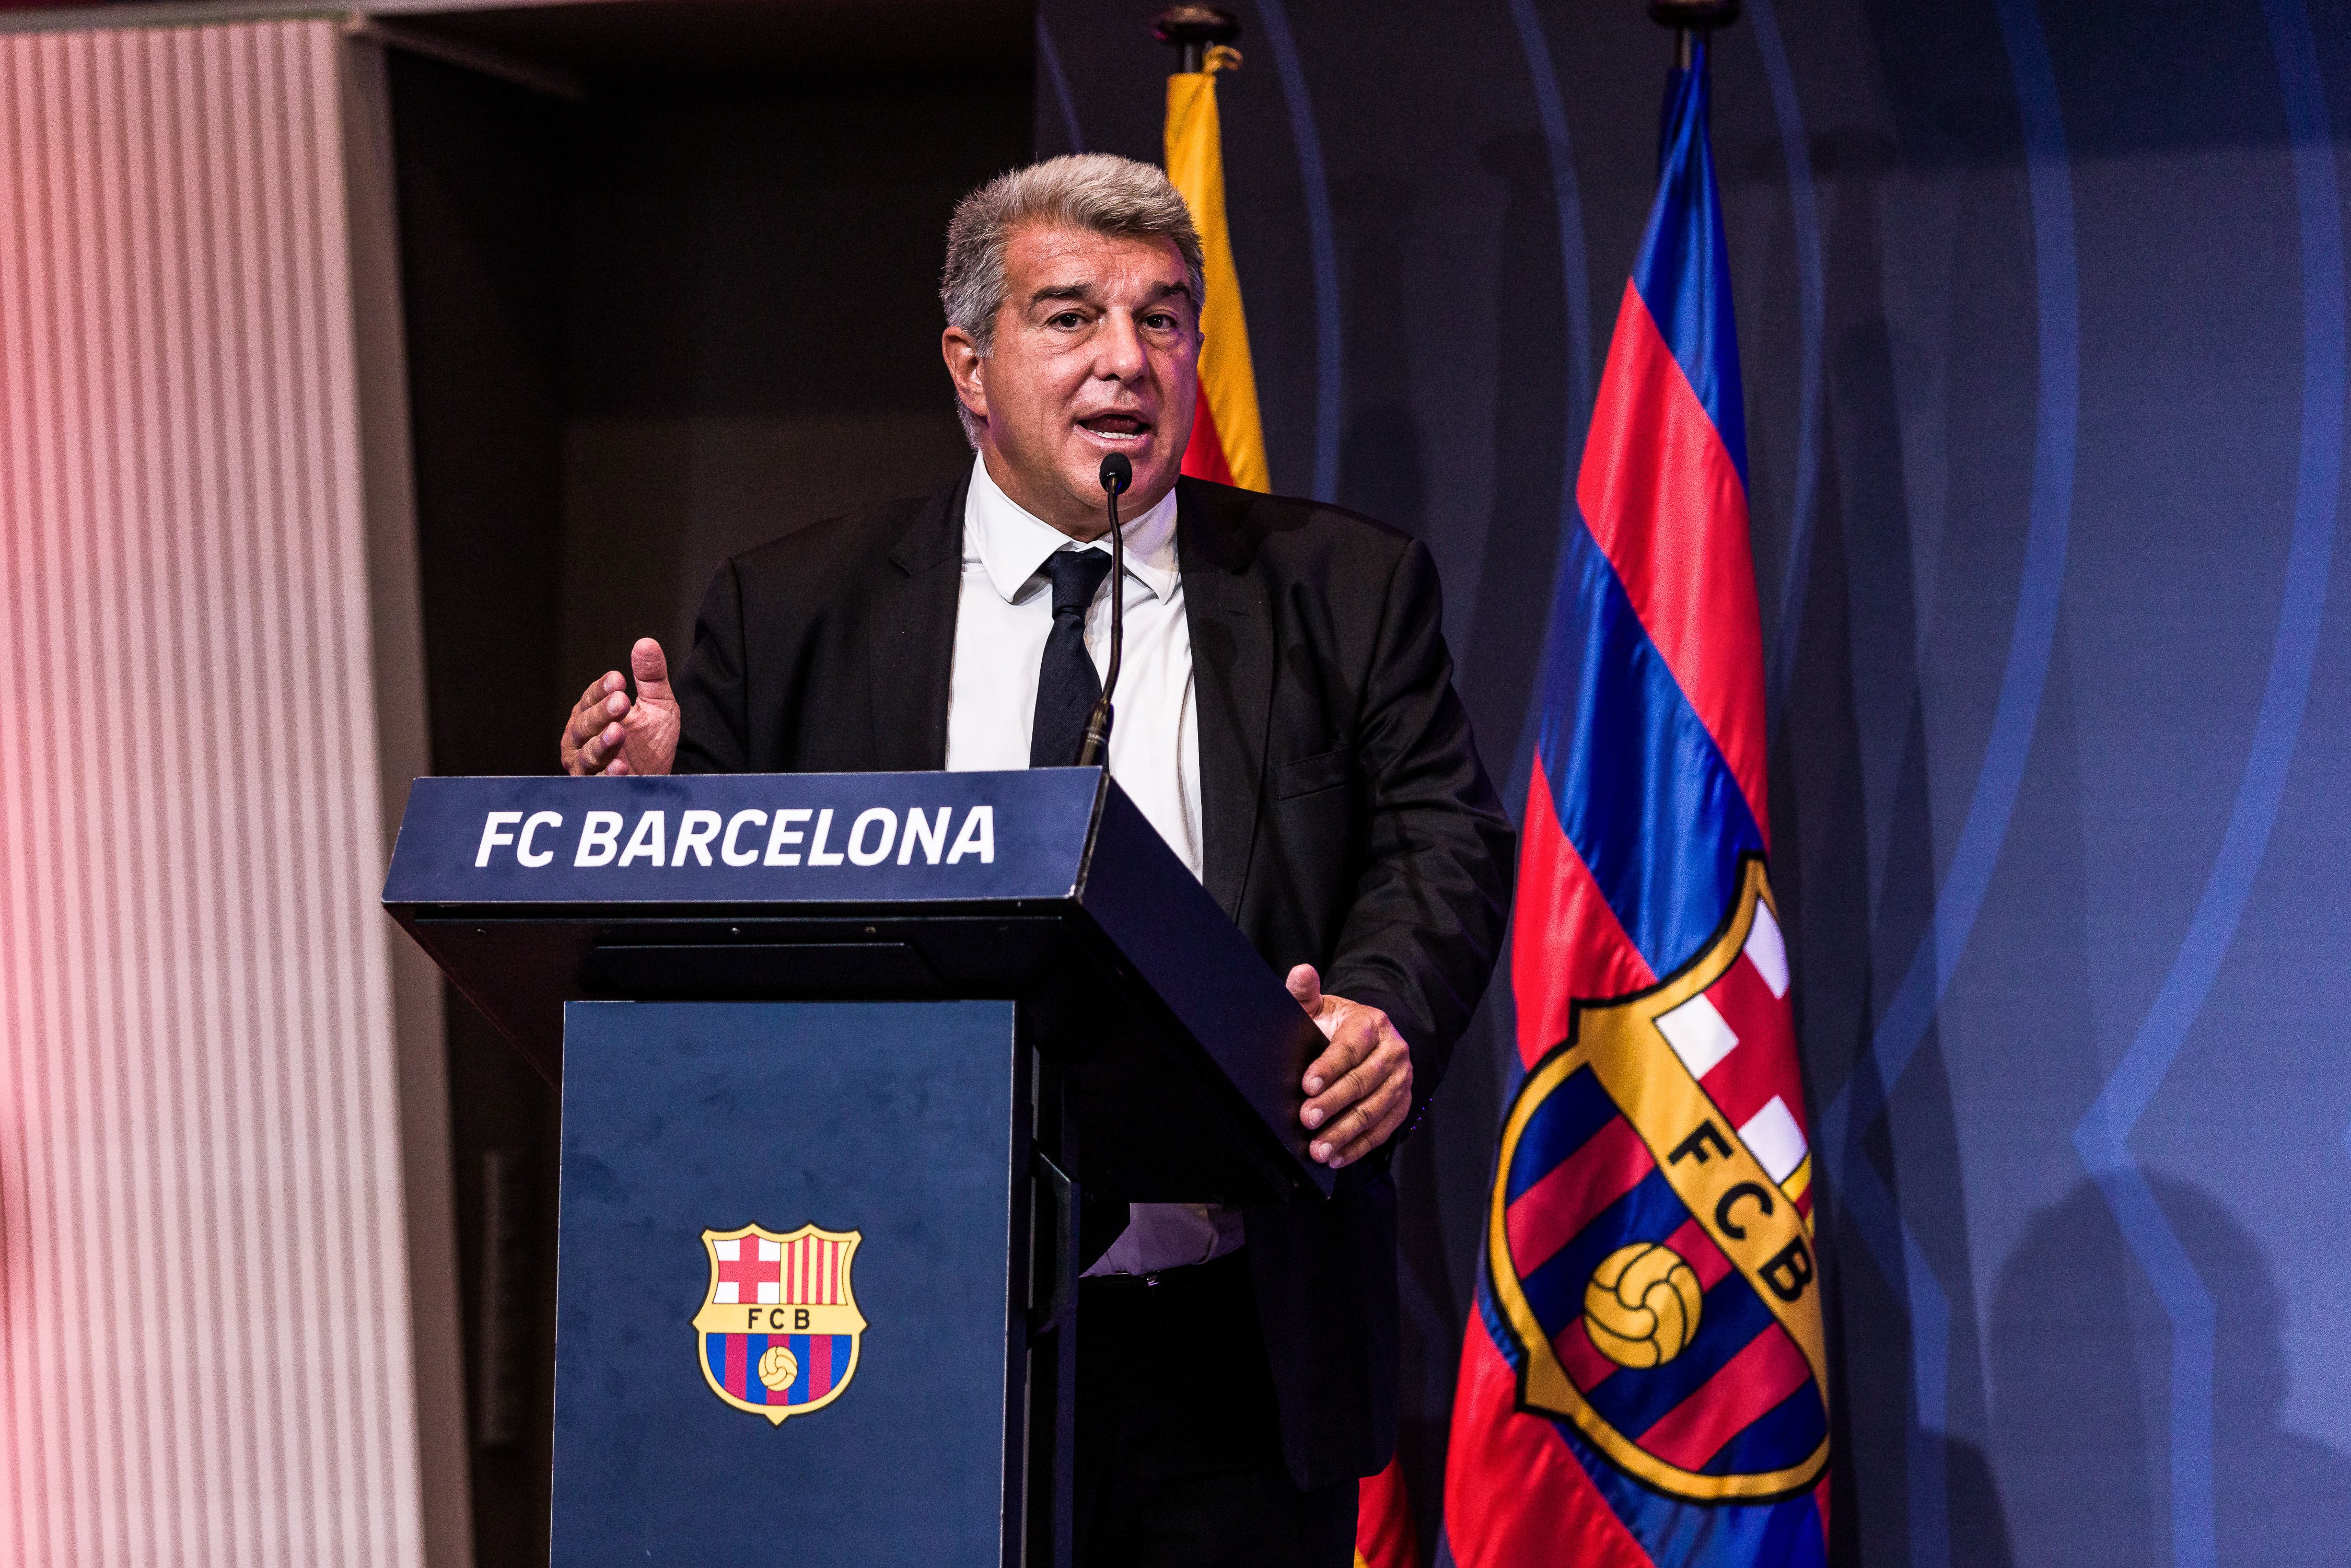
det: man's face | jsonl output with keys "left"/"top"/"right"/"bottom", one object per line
{"left": 944, "top": 223, "right": 1199, "bottom": 536}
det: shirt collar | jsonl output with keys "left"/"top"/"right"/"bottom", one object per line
{"left": 964, "top": 453, "right": 1181, "bottom": 606}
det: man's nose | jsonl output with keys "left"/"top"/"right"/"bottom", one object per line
{"left": 1094, "top": 309, "right": 1147, "bottom": 379}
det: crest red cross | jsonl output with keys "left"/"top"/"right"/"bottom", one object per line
{"left": 716, "top": 1237, "right": 779, "bottom": 1302}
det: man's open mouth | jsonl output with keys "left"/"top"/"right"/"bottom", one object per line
{"left": 1077, "top": 413, "right": 1153, "bottom": 441}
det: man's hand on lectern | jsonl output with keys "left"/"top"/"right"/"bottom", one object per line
{"left": 1286, "top": 964, "right": 1413, "bottom": 1169}
{"left": 562, "top": 637, "right": 681, "bottom": 776}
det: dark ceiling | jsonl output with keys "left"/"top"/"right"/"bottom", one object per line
{"left": 395, "top": 0, "right": 1035, "bottom": 90}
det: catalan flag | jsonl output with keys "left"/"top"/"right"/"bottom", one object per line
{"left": 1441, "top": 42, "right": 1830, "bottom": 1568}
{"left": 1163, "top": 46, "right": 1270, "bottom": 492}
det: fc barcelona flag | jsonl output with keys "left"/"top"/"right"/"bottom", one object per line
{"left": 1442, "top": 42, "right": 1831, "bottom": 1568}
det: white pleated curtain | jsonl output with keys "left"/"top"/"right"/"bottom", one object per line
{"left": 0, "top": 20, "right": 445, "bottom": 1565}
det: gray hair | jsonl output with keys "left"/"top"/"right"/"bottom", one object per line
{"left": 940, "top": 153, "right": 1206, "bottom": 444}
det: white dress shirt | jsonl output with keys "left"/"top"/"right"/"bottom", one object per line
{"left": 947, "top": 454, "right": 1246, "bottom": 1275}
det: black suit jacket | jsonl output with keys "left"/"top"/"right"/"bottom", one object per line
{"left": 675, "top": 471, "right": 1514, "bottom": 1488}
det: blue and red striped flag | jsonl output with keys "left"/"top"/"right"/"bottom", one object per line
{"left": 1442, "top": 44, "right": 1830, "bottom": 1568}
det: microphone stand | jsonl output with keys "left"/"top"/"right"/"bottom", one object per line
{"left": 1075, "top": 455, "right": 1130, "bottom": 766}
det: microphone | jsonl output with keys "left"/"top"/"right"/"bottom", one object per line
{"left": 1075, "top": 453, "right": 1131, "bottom": 766}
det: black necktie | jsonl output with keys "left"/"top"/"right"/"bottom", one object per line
{"left": 1029, "top": 549, "right": 1116, "bottom": 768}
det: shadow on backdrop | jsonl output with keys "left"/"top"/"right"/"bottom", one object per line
{"left": 1340, "top": 156, "right": 1457, "bottom": 1554}
{"left": 1993, "top": 1179, "right": 2351, "bottom": 1568}
{"left": 1773, "top": 118, "right": 2020, "bottom": 1568}
{"left": 1463, "top": 128, "right": 1576, "bottom": 770}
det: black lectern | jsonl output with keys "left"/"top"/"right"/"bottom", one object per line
{"left": 382, "top": 768, "right": 1329, "bottom": 1568}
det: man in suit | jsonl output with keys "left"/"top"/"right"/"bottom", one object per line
{"left": 559, "top": 153, "right": 1511, "bottom": 1566}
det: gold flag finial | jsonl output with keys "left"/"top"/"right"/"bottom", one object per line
{"left": 1154, "top": 5, "right": 1241, "bottom": 76}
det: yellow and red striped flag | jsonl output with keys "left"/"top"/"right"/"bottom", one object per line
{"left": 1163, "top": 48, "right": 1271, "bottom": 492}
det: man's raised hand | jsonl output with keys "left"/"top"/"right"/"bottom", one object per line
{"left": 561, "top": 637, "right": 681, "bottom": 776}
{"left": 1286, "top": 963, "right": 1414, "bottom": 1169}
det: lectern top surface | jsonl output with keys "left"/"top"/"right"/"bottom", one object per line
{"left": 383, "top": 768, "right": 1103, "bottom": 909}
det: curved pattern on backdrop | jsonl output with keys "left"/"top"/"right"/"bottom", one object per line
{"left": 1503, "top": 0, "right": 1596, "bottom": 434}
{"left": 1496, "top": 0, "right": 1598, "bottom": 921}
{"left": 1252, "top": 0, "right": 1344, "bottom": 503}
{"left": 1747, "top": 0, "right": 1829, "bottom": 728}
{"left": 1034, "top": 16, "right": 1085, "bottom": 155}
{"left": 1818, "top": 3, "right": 2079, "bottom": 1563}
{"left": 2070, "top": 6, "right": 2344, "bottom": 1566}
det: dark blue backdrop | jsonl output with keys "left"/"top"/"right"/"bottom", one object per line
{"left": 1035, "top": 3, "right": 2351, "bottom": 1563}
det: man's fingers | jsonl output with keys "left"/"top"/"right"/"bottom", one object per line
{"left": 1329, "top": 1098, "right": 1409, "bottom": 1166}
{"left": 563, "top": 706, "right": 597, "bottom": 773}
{"left": 1302, "top": 1060, "right": 1385, "bottom": 1132}
{"left": 1302, "top": 1015, "right": 1378, "bottom": 1098}
{"left": 1308, "top": 1073, "right": 1410, "bottom": 1167}
{"left": 1287, "top": 989, "right": 1416, "bottom": 1166}
{"left": 566, "top": 676, "right": 624, "bottom": 731}
{"left": 578, "top": 670, "right": 623, "bottom": 712}
{"left": 575, "top": 693, "right": 630, "bottom": 742}
{"left": 571, "top": 718, "right": 631, "bottom": 774}
{"left": 1319, "top": 1056, "right": 1373, "bottom": 1121}
{"left": 1314, "top": 1091, "right": 1394, "bottom": 1163}
{"left": 562, "top": 668, "right": 643, "bottom": 773}
{"left": 565, "top": 684, "right": 630, "bottom": 748}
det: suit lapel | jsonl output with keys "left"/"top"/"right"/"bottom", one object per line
{"left": 1177, "top": 480, "right": 1272, "bottom": 920}
{"left": 868, "top": 472, "right": 968, "bottom": 770}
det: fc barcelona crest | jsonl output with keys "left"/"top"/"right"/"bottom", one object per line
{"left": 692, "top": 1223, "right": 868, "bottom": 1425}
{"left": 1486, "top": 857, "right": 1830, "bottom": 1502}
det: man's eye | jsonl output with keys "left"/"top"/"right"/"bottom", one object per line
{"left": 1143, "top": 312, "right": 1177, "bottom": 330}
{"left": 1049, "top": 311, "right": 1086, "bottom": 329}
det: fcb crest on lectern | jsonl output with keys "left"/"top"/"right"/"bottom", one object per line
{"left": 692, "top": 1223, "right": 868, "bottom": 1425}
{"left": 1486, "top": 857, "right": 1830, "bottom": 1503}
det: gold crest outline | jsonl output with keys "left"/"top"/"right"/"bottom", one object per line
{"left": 1486, "top": 856, "right": 1830, "bottom": 1502}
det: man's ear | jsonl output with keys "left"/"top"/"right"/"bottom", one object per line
{"left": 941, "top": 327, "right": 987, "bottom": 423}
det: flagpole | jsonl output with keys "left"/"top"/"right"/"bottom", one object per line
{"left": 1648, "top": 0, "right": 1741, "bottom": 68}
{"left": 1151, "top": 3, "right": 1240, "bottom": 75}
